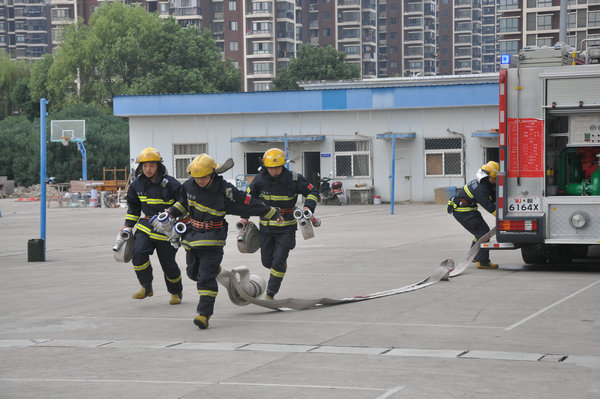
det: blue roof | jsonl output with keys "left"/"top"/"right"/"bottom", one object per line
{"left": 113, "top": 83, "right": 498, "bottom": 117}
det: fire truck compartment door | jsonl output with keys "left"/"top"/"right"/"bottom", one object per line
{"left": 546, "top": 76, "right": 600, "bottom": 108}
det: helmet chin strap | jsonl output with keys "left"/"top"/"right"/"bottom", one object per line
{"left": 207, "top": 173, "right": 216, "bottom": 187}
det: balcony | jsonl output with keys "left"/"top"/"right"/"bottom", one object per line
{"left": 276, "top": 10, "right": 294, "bottom": 20}
{"left": 337, "top": 0, "right": 360, "bottom": 7}
{"left": 362, "top": 52, "right": 375, "bottom": 61}
{"left": 51, "top": 16, "right": 75, "bottom": 24}
{"left": 247, "top": 29, "right": 273, "bottom": 38}
{"left": 404, "top": 3, "right": 422, "bottom": 13}
{"left": 174, "top": 7, "right": 201, "bottom": 16}
{"left": 277, "top": 50, "right": 294, "bottom": 58}
{"left": 247, "top": 9, "right": 273, "bottom": 17}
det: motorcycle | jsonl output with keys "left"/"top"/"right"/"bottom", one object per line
{"left": 319, "top": 174, "right": 344, "bottom": 205}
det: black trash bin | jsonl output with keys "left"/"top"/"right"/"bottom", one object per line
{"left": 28, "top": 238, "right": 45, "bottom": 262}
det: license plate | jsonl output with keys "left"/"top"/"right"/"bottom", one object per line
{"left": 507, "top": 197, "right": 541, "bottom": 212}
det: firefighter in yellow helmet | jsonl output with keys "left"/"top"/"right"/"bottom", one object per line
{"left": 240, "top": 148, "right": 320, "bottom": 299}
{"left": 166, "top": 153, "right": 282, "bottom": 329}
{"left": 447, "top": 161, "right": 499, "bottom": 269}
{"left": 122, "top": 147, "right": 183, "bottom": 304}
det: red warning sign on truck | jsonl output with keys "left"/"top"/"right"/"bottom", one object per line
{"left": 507, "top": 118, "right": 544, "bottom": 178}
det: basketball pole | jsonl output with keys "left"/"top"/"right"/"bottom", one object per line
{"left": 77, "top": 142, "right": 87, "bottom": 181}
{"left": 40, "top": 98, "right": 48, "bottom": 260}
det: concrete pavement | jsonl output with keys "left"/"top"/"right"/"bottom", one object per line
{"left": 0, "top": 198, "right": 599, "bottom": 398}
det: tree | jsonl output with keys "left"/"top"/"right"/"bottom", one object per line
{"left": 47, "top": 104, "right": 129, "bottom": 183}
{"left": 29, "top": 54, "right": 54, "bottom": 110}
{"left": 0, "top": 116, "right": 39, "bottom": 186}
{"left": 0, "top": 50, "right": 30, "bottom": 120}
{"left": 0, "top": 104, "right": 128, "bottom": 186}
{"left": 10, "top": 78, "right": 38, "bottom": 120}
{"left": 32, "top": 2, "right": 241, "bottom": 111}
{"left": 272, "top": 44, "right": 361, "bottom": 91}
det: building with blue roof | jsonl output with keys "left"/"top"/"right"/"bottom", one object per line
{"left": 113, "top": 74, "right": 499, "bottom": 203}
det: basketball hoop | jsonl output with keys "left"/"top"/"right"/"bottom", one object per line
{"left": 50, "top": 120, "right": 85, "bottom": 145}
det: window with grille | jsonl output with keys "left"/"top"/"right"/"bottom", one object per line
{"left": 334, "top": 140, "right": 370, "bottom": 177}
{"left": 424, "top": 138, "right": 463, "bottom": 177}
{"left": 173, "top": 143, "right": 207, "bottom": 180}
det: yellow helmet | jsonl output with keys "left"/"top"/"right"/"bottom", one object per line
{"left": 187, "top": 153, "right": 219, "bottom": 178}
{"left": 262, "top": 148, "right": 286, "bottom": 167}
{"left": 136, "top": 147, "right": 162, "bottom": 163}
{"left": 481, "top": 161, "right": 500, "bottom": 178}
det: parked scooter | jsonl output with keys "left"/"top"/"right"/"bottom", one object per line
{"left": 319, "top": 174, "right": 344, "bottom": 205}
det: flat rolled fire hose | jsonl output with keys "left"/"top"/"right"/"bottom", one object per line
{"left": 220, "top": 227, "right": 496, "bottom": 311}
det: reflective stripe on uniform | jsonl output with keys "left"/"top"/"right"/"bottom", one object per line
{"left": 126, "top": 213, "right": 140, "bottom": 222}
{"left": 306, "top": 194, "right": 319, "bottom": 203}
{"left": 136, "top": 223, "right": 169, "bottom": 241}
{"left": 263, "top": 207, "right": 277, "bottom": 220}
{"left": 182, "top": 239, "right": 226, "bottom": 249}
{"left": 173, "top": 202, "right": 187, "bottom": 214}
{"left": 198, "top": 289, "right": 218, "bottom": 298}
{"left": 260, "top": 219, "right": 297, "bottom": 227}
{"left": 133, "top": 260, "right": 151, "bottom": 271}
{"left": 463, "top": 184, "right": 474, "bottom": 199}
{"left": 137, "top": 196, "right": 175, "bottom": 206}
{"left": 453, "top": 206, "right": 478, "bottom": 212}
{"left": 260, "top": 193, "right": 298, "bottom": 202}
{"left": 188, "top": 199, "right": 226, "bottom": 217}
{"left": 165, "top": 274, "right": 182, "bottom": 283}
{"left": 146, "top": 198, "right": 176, "bottom": 206}
{"left": 270, "top": 268, "right": 285, "bottom": 278}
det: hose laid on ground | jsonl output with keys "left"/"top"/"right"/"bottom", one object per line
{"left": 220, "top": 227, "right": 496, "bottom": 311}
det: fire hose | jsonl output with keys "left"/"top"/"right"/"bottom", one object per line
{"left": 112, "top": 227, "right": 134, "bottom": 263}
{"left": 218, "top": 227, "right": 496, "bottom": 311}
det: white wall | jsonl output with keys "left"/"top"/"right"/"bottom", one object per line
{"left": 128, "top": 104, "right": 498, "bottom": 202}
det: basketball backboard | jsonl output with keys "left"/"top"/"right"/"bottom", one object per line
{"left": 51, "top": 120, "right": 86, "bottom": 146}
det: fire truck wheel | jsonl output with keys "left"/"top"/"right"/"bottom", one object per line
{"left": 521, "top": 245, "right": 548, "bottom": 265}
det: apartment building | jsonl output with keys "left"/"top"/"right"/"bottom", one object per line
{"left": 0, "top": 0, "right": 49, "bottom": 59}
{"left": 3, "top": 1, "right": 600, "bottom": 89}
{"left": 497, "top": 0, "right": 600, "bottom": 57}
{"left": 437, "top": 0, "right": 498, "bottom": 75}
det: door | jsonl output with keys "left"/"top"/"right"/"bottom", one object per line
{"left": 245, "top": 152, "right": 263, "bottom": 174}
{"left": 303, "top": 151, "right": 321, "bottom": 188}
{"left": 394, "top": 148, "right": 412, "bottom": 201}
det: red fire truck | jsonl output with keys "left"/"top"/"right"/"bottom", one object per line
{"left": 491, "top": 43, "right": 600, "bottom": 264}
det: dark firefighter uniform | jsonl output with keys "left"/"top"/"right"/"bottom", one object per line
{"left": 448, "top": 168, "right": 497, "bottom": 267}
{"left": 168, "top": 158, "right": 279, "bottom": 329}
{"left": 124, "top": 162, "right": 183, "bottom": 301}
{"left": 244, "top": 167, "right": 319, "bottom": 298}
